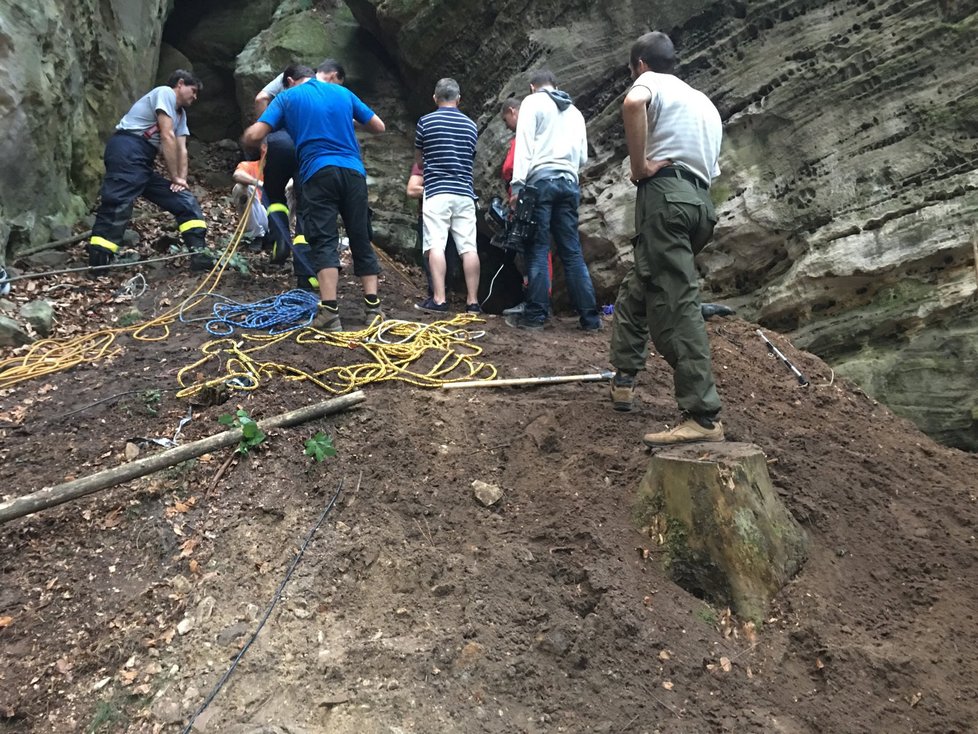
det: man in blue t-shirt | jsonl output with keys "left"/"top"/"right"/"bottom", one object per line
{"left": 242, "top": 66, "right": 386, "bottom": 332}
{"left": 413, "top": 78, "right": 480, "bottom": 314}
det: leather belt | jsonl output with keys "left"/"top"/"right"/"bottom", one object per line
{"left": 639, "top": 166, "right": 709, "bottom": 190}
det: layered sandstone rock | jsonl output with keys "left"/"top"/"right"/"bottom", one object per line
{"left": 2, "top": 0, "right": 975, "bottom": 447}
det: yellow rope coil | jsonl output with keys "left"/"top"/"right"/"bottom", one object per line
{"left": 0, "top": 187, "right": 254, "bottom": 390}
{"left": 175, "top": 314, "right": 496, "bottom": 398}
{"left": 0, "top": 170, "right": 501, "bottom": 397}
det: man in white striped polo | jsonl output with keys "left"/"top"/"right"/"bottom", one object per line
{"left": 414, "top": 78, "right": 481, "bottom": 314}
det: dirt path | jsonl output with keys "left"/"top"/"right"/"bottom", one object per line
{"left": 2, "top": 188, "right": 978, "bottom": 733}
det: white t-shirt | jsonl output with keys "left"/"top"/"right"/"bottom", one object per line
{"left": 260, "top": 74, "right": 286, "bottom": 100}
{"left": 116, "top": 86, "right": 189, "bottom": 149}
{"left": 631, "top": 71, "right": 721, "bottom": 185}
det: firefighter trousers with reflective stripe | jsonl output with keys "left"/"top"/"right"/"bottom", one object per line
{"left": 91, "top": 132, "right": 206, "bottom": 251}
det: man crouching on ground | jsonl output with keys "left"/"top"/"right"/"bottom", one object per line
{"left": 86, "top": 70, "right": 210, "bottom": 272}
{"left": 609, "top": 31, "right": 725, "bottom": 447}
{"left": 241, "top": 65, "right": 386, "bottom": 331}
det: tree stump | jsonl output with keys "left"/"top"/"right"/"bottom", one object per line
{"left": 634, "top": 442, "right": 808, "bottom": 622}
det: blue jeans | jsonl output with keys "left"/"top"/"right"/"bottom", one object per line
{"left": 523, "top": 177, "right": 600, "bottom": 328}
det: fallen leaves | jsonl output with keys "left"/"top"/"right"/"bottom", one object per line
{"left": 0, "top": 615, "right": 13, "bottom": 628}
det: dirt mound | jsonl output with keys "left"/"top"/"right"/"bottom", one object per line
{"left": 2, "top": 186, "right": 977, "bottom": 733}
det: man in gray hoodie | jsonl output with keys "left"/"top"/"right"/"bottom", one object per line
{"left": 507, "top": 70, "right": 601, "bottom": 331}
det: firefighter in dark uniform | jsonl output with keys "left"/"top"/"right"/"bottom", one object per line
{"left": 87, "top": 69, "right": 210, "bottom": 272}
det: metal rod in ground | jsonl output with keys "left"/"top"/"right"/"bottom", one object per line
{"left": 443, "top": 371, "right": 614, "bottom": 390}
{"left": 756, "top": 329, "right": 809, "bottom": 386}
{"left": 0, "top": 391, "right": 366, "bottom": 524}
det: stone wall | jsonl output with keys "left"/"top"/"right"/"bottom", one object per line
{"left": 344, "top": 0, "right": 978, "bottom": 449}
{"left": 0, "top": 0, "right": 170, "bottom": 257}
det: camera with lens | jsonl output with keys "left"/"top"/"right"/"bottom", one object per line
{"left": 486, "top": 186, "right": 537, "bottom": 253}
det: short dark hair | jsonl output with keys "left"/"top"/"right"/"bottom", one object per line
{"left": 630, "top": 31, "right": 676, "bottom": 73}
{"left": 316, "top": 58, "right": 346, "bottom": 81}
{"left": 529, "top": 69, "right": 557, "bottom": 88}
{"left": 282, "top": 64, "right": 314, "bottom": 86}
{"left": 167, "top": 69, "right": 203, "bottom": 91}
{"left": 500, "top": 97, "right": 521, "bottom": 114}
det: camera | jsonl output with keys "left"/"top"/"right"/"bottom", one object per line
{"left": 486, "top": 186, "right": 538, "bottom": 253}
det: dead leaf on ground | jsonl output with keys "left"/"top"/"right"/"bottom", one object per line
{"left": 178, "top": 538, "right": 198, "bottom": 558}
{"left": 0, "top": 616, "right": 13, "bottom": 628}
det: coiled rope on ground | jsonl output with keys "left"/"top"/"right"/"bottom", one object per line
{"left": 182, "top": 289, "right": 321, "bottom": 336}
{"left": 0, "top": 185, "right": 254, "bottom": 389}
{"left": 174, "top": 313, "right": 495, "bottom": 399}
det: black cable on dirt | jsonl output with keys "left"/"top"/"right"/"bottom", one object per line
{"left": 1, "top": 252, "right": 194, "bottom": 284}
{"left": 180, "top": 475, "right": 349, "bottom": 734}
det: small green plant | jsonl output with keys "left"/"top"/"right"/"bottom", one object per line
{"left": 140, "top": 388, "right": 161, "bottom": 416}
{"left": 218, "top": 408, "right": 266, "bottom": 454}
{"left": 87, "top": 699, "right": 125, "bottom": 733}
{"left": 117, "top": 307, "right": 143, "bottom": 327}
{"left": 304, "top": 431, "right": 338, "bottom": 462}
{"left": 696, "top": 605, "right": 718, "bottom": 627}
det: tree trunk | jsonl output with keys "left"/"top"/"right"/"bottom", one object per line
{"left": 634, "top": 442, "right": 808, "bottom": 622}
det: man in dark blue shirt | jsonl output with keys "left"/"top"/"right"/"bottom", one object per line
{"left": 242, "top": 65, "right": 386, "bottom": 331}
{"left": 414, "top": 78, "right": 480, "bottom": 313}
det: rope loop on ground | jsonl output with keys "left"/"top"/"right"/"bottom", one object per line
{"left": 175, "top": 312, "right": 496, "bottom": 399}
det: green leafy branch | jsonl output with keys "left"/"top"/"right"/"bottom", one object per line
{"left": 304, "top": 431, "right": 337, "bottom": 463}
{"left": 218, "top": 408, "right": 266, "bottom": 454}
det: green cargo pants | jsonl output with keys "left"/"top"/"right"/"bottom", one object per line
{"left": 609, "top": 175, "right": 721, "bottom": 418}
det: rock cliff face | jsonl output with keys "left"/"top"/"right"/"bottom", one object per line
{"left": 0, "top": 0, "right": 169, "bottom": 254}
{"left": 344, "top": 0, "right": 978, "bottom": 450}
{"left": 2, "top": 0, "right": 975, "bottom": 448}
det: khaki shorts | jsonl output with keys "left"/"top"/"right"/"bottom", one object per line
{"left": 422, "top": 193, "right": 477, "bottom": 255}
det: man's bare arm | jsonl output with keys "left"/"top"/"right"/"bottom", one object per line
{"left": 406, "top": 173, "right": 423, "bottom": 199}
{"left": 363, "top": 114, "right": 385, "bottom": 134}
{"left": 622, "top": 87, "right": 652, "bottom": 183}
{"left": 241, "top": 121, "right": 273, "bottom": 152}
{"left": 157, "top": 112, "right": 187, "bottom": 191}
{"left": 254, "top": 93, "right": 272, "bottom": 120}
{"left": 176, "top": 135, "right": 189, "bottom": 180}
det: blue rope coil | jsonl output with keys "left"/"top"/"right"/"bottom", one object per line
{"left": 192, "top": 290, "right": 320, "bottom": 336}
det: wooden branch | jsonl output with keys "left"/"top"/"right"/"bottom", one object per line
{"left": 0, "top": 391, "right": 366, "bottom": 524}
{"left": 443, "top": 371, "right": 614, "bottom": 390}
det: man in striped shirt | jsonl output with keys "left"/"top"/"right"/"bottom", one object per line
{"left": 414, "top": 78, "right": 481, "bottom": 313}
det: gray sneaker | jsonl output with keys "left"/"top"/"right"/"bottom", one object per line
{"left": 502, "top": 302, "right": 526, "bottom": 316}
{"left": 311, "top": 307, "right": 343, "bottom": 332}
{"left": 364, "top": 304, "right": 385, "bottom": 322}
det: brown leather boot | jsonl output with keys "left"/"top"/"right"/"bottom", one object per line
{"left": 642, "top": 418, "right": 724, "bottom": 447}
{"left": 610, "top": 372, "right": 635, "bottom": 412}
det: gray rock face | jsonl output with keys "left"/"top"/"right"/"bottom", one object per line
{"left": 2, "top": 0, "right": 976, "bottom": 448}
{"left": 0, "top": 0, "right": 169, "bottom": 256}
{"left": 344, "top": 0, "right": 978, "bottom": 449}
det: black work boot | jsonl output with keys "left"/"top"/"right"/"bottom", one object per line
{"left": 86, "top": 243, "right": 115, "bottom": 276}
